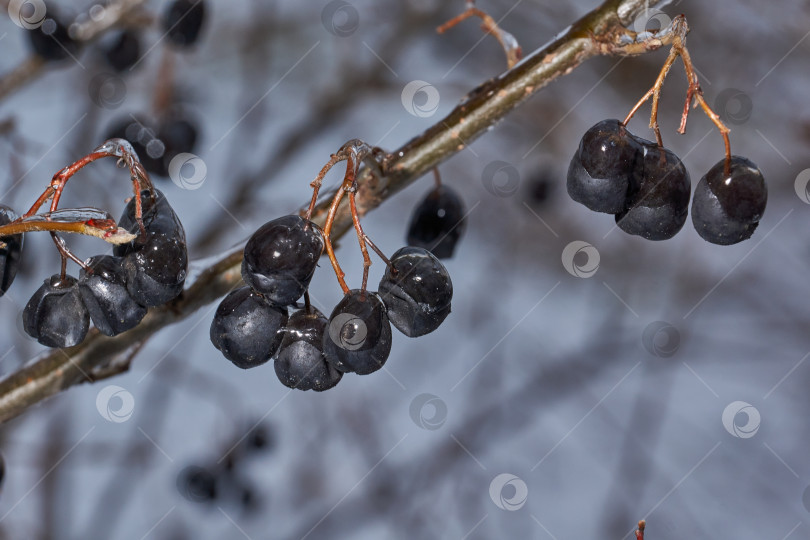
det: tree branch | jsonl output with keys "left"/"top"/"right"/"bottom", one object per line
{"left": 0, "top": 0, "right": 671, "bottom": 423}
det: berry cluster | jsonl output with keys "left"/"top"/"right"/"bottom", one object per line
{"left": 0, "top": 140, "right": 187, "bottom": 348}
{"left": 210, "top": 142, "right": 454, "bottom": 391}
{"left": 177, "top": 422, "right": 270, "bottom": 510}
{"left": 566, "top": 17, "right": 767, "bottom": 246}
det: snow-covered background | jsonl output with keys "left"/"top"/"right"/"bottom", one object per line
{"left": 1, "top": 0, "right": 809, "bottom": 538}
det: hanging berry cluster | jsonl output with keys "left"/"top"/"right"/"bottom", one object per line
{"left": 567, "top": 16, "right": 767, "bottom": 245}
{"left": 0, "top": 139, "right": 187, "bottom": 348}
{"left": 209, "top": 141, "right": 455, "bottom": 392}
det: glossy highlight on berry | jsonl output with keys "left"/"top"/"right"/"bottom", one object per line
{"left": 615, "top": 141, "right": 691, "bottom": 241}
{"left": 114, "top": 189, "right": 188, "bottom": 306}
{"left": 406, "top": 185, "right": 466, "bottom": 259}
{"left": 275, "top": 308, "right": 342, "bottom": 391}
{"left": 79, "top": 255, "right": 147, "bottom": 336}
{"left": 242, "top": 215, "right": 324, "bottom": 306}
{"left": 210, "top": 286, "right": 288, "bottom": 369}
{"left": 23, "top": 274, "right": 90, "bottom": 348}
{"left": 691, "top": 156, "right": 767, "bottom": 245}
{"left": 379, "top": 247, "right": 453, "bottom": 337}
{"left": 323, "top": 290, "right": 392, "bottom": 375}
{"left": 567, "top": 119, "right": 640, "bottom": 214}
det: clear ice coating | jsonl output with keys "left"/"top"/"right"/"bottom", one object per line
{"left": 95, "top": 138, "right": 141, "bottom": 162}
{"left": 25, "top": 208, "right": 116, "bottom": 224}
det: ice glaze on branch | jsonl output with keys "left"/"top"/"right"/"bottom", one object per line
{"left": 0, "top": 0, "right": 673, "bottom": 424}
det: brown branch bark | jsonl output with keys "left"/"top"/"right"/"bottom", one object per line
{"left": 0, "top": 0, "right": 671, "bottom": 424}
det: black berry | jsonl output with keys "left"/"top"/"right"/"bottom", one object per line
{"left": 275, "top": 308, "right": 342, "bottom": 391}
{"left": 323, "top": 290, "right": 392, "bottom": 375}
{"left": 23, "top": 274, "right": 89, "bottom": 348}
{"left": 615, "top": 141, "right": 691, "bottom": 240}
{"left": 114, "top": 189, "right": 188, "bottom": 306}
{"left": 378, "top": 247, "right": 453, "bottom": 337}
{"left": 177, "top": 465, "right": 217, "bottom": 503}
{"left": 102, "top": 30, "right": 141, "bottom": 72}
{"left": 242, "top": 215, "right": 324, "bottom": 306}
{"left": 28, "top": 15, "right": 81, "bottom": 62}
{"left": 79, "top": 255, "right": 147, "bottom": 336}
{"left": 163, "top": 0, "right": 206, "bottom": 48}
{"left": 567, "top": 119, "right": 641, "bottom": 214}
{"left": 0, "top": 205, "right": 23, "bottom": 297}
{"left": 406, "top": 185, "right": 466, "bottom": 259}
{"left": 210, "top": 286, "right": 288, "bottom": 369}
{"left": 691, "top": 156, "right": 767, "bottom": 245}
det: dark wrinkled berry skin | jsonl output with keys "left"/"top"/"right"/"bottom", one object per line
{"left": 406, "top": 185, "right": 466, "bottom": 259}
{"left": 691, "top": 156, "right": 767, "bottom": 245}
{"left": 567, "top": 119, "right": 640, "bottom": 214}
{"left": 28, "top": 16, "right": 81, "bottom": 62}
{"left": 79, "top": 255, "right": 147, "bottom": 336}
{"left": 242, "top": 215, "right": 324, "bottom": 306}
{"left": 379, "top": 247, "right": 453, "bottom": 337}
{"left": 103, "top": 30, "right": 141, "bottom": 72}
{"left": 275, "top": 308, "right": 342, "bottom": 391}
{"left": 23, "top": 275, "right": 89, "bottom": 348}
{"left": 210, "top": 287, "right": 288, "bottom": 369}
{"left": 114, "top": 189, "right": 188, "bottom": 306}
{"left": 323, "top": 290, "right": 392, "bottom": 375}
{"left": 616, "top": 142, "right": 691, "bottom": 240}
{"left": 164, "top": 0, "right": 206, "bottom": 48}
{"left": 0, "top": 205, "right": 23, "bottom": 297}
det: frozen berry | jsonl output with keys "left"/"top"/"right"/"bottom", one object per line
{"left": 23, "top": 274, "right": 89, "bottom": 348}
{"left": 567, "top": 119, "right": 641, "bottom": 214}
{"left": 103, "top": 30, "right": 141, "bottom": 72}
{"left": 79, "top": 255, "right": 147, "bottom": 336}
{"left": 615, "top": 141, "right": 691, "bottom": 240}
{"left": 0, "top": 205, "right": 23, "bottom": 297}
{"left": 114, "top": 189, "right": 188, "bottom": 306}
{"left": 28, "top": 14, "right": 81, "bottom": 62}
{"left": 406, "top": 185, "right": 466, "bottom": 259}
{"left": 242, "top": 215, "right": 324, "bottom": 306}
{"left": 163, "top": 0, "right": 206, "bottom": 48}
{"left": 323, "top": 290, "right": 392, "bottom": 375}
{"left": 691, "top": 156, "right": 767, "bottom": 245}
{"left": 378, "top": 247, "right": 452, "bottom": 337}
{"left": 275, "top": 308, "right": 342, "bottom": 391}
{"left": 210, "top": 286, "right": 288, "bottom": 369}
